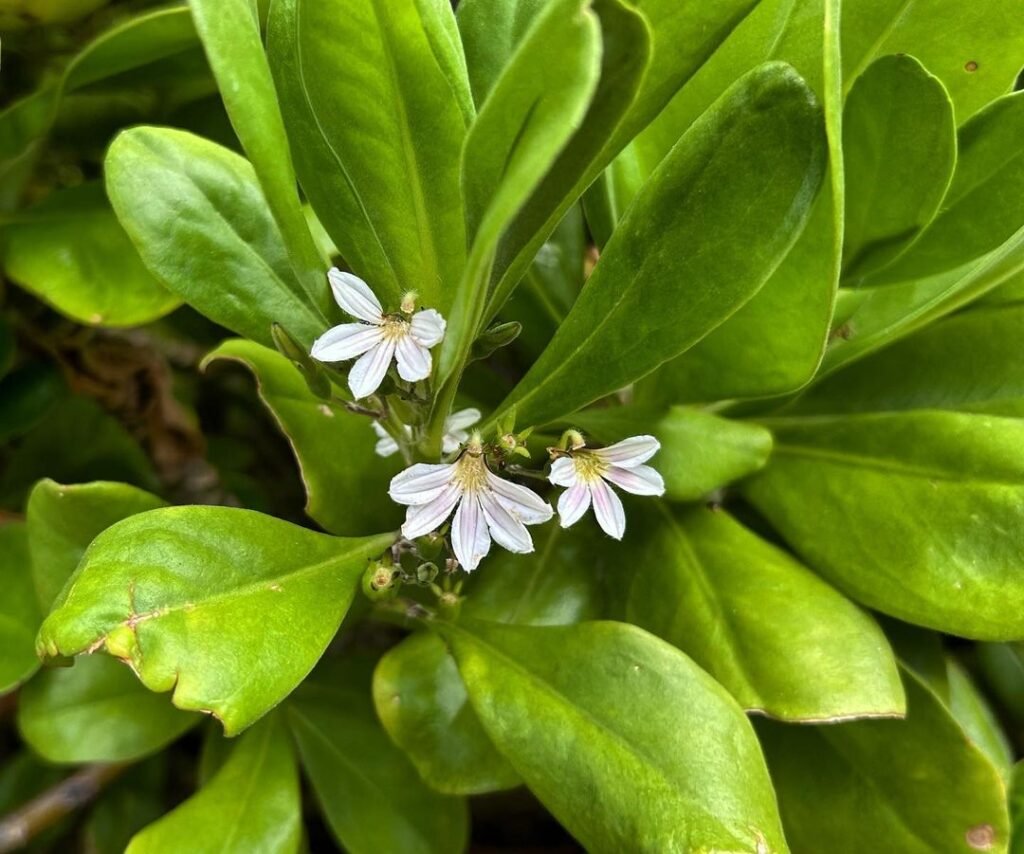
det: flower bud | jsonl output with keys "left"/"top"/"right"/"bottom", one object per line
{"left": 415, "top": 562, "right": 439, "bottom": 584}
{"left": 470, "top": 321, "right": 521, "bottom": 363}
{"left": 400, "top": 291, "right": 419, "bottom": 314}
{"left": 416, "top": 531, "right": 446, "bottom": 561}
{"left": 362, "top": 560, "right": 400, "bottom": 601}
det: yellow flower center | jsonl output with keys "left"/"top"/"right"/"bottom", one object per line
{"left": 380, "top": 316, "right": 409, "bottom": 342}
{"left": 573, "top": 451, "right": 607, "bottom": 483}
{"left": 453, "top": 452, "right": 488, "bottom": 493}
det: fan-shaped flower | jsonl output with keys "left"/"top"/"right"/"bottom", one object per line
{"left": 372, "top": 408, "right": 481, "bottom": 458}
{"left": 389, "top": 440, "right": 553, "bottom": 571}
{"left": 310, "top": 269, "right": 445, "bottom": 399}
{"left": 548, "top": 435, "right": 664, "bottom": 540}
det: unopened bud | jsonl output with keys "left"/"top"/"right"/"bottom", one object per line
{"left": 415, "top": 562, "right": 439, "bottom": 584}
{"left": 362, "top": 560, "right": 399, "bottom": 601}
{"left": 416, "top": 532, "right": 445, "bottom": 561}
{"left": 470, "top": 321, "right": 521, "bottom": 363}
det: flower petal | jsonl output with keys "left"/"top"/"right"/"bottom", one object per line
{"left": 441, "top": 432, "right": 467, "bottom": 454}
{"left": 602, "top": 464, "right": 665, "bottom": 496}
{"left": 375, "top": 435, "right": 400, "bottom": 457}
{"left": 348, "top": 339, "right": 396, "bottom": 399}
{"left": 402, "top": 483, "right": 460, "bottom": 539}
{"left": 486, "top": 472, "right": 554, "bottom": 525}
{"left": 593, "top": 435, "right": 660, "bottom": 468}
{"left": 328, "top": 268, "right": 383, "bottom": 323}
{"left": 310, "top": 323, "right": 381, "bottom": 362}
{"left": 409, "top": 309, "right": 446, "bottom": 347}
{"left": 479, "top": 489, "right": 534, "bottom": 553}
{"left": 556, "top": 482, "right": 592, "bottom": 529}
{"left": 389, "top": 463, "right": 455, "bottom": 506}
{"left": 590, "top": 478, "right": 626, "bottom": 540}
{"left": 444, "top": 408, "right": 482, "bottom": 433}
{"left": 452, "top": 493, "right": 491, "bottom": 571}
{"left": 395, "top": 334, "right": 433, "bottom": 382}
{"left": 548, "top": 457, "right": 578, "bottom": 488}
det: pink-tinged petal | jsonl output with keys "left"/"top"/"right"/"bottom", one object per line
{"left": 348, "top": 339, "right": 396, "bottom": 399}
{"left": 444, "top": 408, "right": 481, "bottom": 433}
{"left": 556, "top": 482, "right": 591, "bottom": 529}
{"left": 486, "top": 472, "right": 554, "bottom": 525}
{"left": 479, "top": 489, "right": 534, "bottom": 553}
{"left": 590, "top": 478, "right": 626, "bottom": 540}
{"left": 402, "top": 484, "right": 460, "bottom": 539}
{"left": 452, "top": 493, "right": 490, "bottom": 571}
{"left": 328, "top": 268, "right": 383, "bottom": 323}
{"left": 602, "top": 464, "right": 665, "bottom": 496}
{"left": 593, "top": 435, "right": 660, "bottom": 468}
{"left": 548, "top": 457, "right": 578, "bottom": 487}
{"left": 409, "top": 309, "right": 446, "bottom": 347}
{"left": 310, "top": 323, "right": 381, "bottom": 362}
{"left": 389, "top": 463, "right": 455, "bottom": 506}
{"left": 395, "top": 334, "right": 432, "bottom": 382}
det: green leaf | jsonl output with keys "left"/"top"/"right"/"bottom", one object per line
{"left": 865, "top": 91, "right": 1024, "bottom": 286}
{"left": 743, "top": 411, "right": 1024, "bottom": 639}
{"left": 2, "top": 184, "right": 178, "bottom": 327}
{"left": 485, "top": 0, "right": 766, "bottom": 323}
{"left": 456, "top": 0, "right": 548, "bottom": 105}
{"left": 373, "top": 524, "right": 603, "bottom": 795}
{"left": 440, "top": 618, "right": 787, "bottom": 853}
{"left": 0, "top": 396, "right": 157, "bottom": 509}
{"left": 27, "top": 479, "right": 166, "bottom": 612}
{"left": 188, "top": 0, "right": 326, "bottom": 309}
{"left": 0, "top": 524, "right": 40, "bottom": 693}
{"left": 127, "top": 714, "right": 301, "bottom": 854}
{"left": 492, "top": 62, "right": 826, "bottom": 428}
{"left": 758, "top": 667, "right": 1010, "bottom": 854}
{"left": 0, "top": 361, "right": 64, "bottom": 444}
{"left": 37, "top": 506, "right": 394, "bottom": 734}
{"left": 373, "top": 633, "right": 521, "bottom": 796}
{"left": 570, "top": 405, "right": 772, "bottom": 501}
{"left": 268, "top": 0, "right": 471, "bottom": 312}
{"left": 0, "top": 7, "right": 199, "bottom": 180}
{"left": 288, "top": 658, "right": 468, "bottom": 854}
{"left": 841, "top": 55, "right": 956, "bottom": 282}
{"left": 946, "top": 658, "right": 1013, "bottom": 779}
{"left": 18, "top": 655, "right": 196, "bottom": 763}
{"left": 82, "top": 759, "right": 168, "bottom": 854}
{"left": 438, "top": 0, "right": 601, "bottom": 388}
{"left": 203, "top": 340, "right": 400, "bottom": 535}
{"left": 1012, "top": 762, "right": 1024, "bottom": 854}
{"left": 781, "top": 303, "right": 1024, "bottom": 417}
{"left": 105, "top": 127, "right": 326, "bottom": 350}
{"left": 977, "top": 643, "right": 1024, "bottom": 727}
{"left": 627, "top": 505, "right": 904, "bottom": 720}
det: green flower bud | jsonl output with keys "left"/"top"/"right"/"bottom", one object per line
{"left": 362, "top": 560, "right": 399, "bottom": 601}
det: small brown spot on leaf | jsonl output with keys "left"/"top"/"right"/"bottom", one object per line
{"left": 964, "top": 60, "right": 979, "bottom": 72}
{"left": 966, "top": 824, "right": 995, "bottom": 850}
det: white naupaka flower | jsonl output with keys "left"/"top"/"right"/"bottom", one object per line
{"left": 389, "top": 440, "right": 553, "bottom": 571}
{"left": 310, "top": 269, "right": 446, "bottom": 400}
{"left": 548, "top": 435, "right": 664, "bottom": 540}
{"left": 371, "top": 407, "right": 481, "bottom": 458}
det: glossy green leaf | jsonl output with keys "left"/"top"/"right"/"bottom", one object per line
{"left": 977, "top": 643, "right": 1024, "bottom": 726}
{"left": 841, "top": 55, "right": 956, "bottom": 282}
{"left": 374, "top": 632, "right": 521, "bottom": 796}
{"left": 818, "top": 229, "right": 1024, "bottom": 377}
{"left": 946, "top": 658, "right": 1013, "bottom": 779}
{"left": 866, "top": 91, "right": 1024, "bottom": 286}
{"left": 268, "top": 0, "right": 471, "bottom": 311}
{"left": 18, "top": 655, "right": 196, "bottom": 763}
{"left": 618, "top": 0, "right": 844, "bottom": 403}
{"left": 758, "top": 667, "right": 1010, "bottom": 854}
{"left": 203, "top": 340, "right": 400, "bottom": 535}
{"left": 0, "top": 524, "right": 39, "bottom": 693}
{"left": 106, "top": 127, "right": 326, "bottom": 350}
{"left": 127, "top": 714, "right": 300, "bottom": 854}
{"left": 27, "top": 479, "right": 166, "bottom": 612}
{"left": 288, "top": 658, "right": 468, "bottom": 854}
{"left": 188, "top": 0, "right": 326, "bottom": 309}
{"left": 493, "top": 62, "right": 825, "bottom": 428}
{"left": 373, "top": 524, "right": 603, "bottom": 795}
{"left": 782, "top": 303, "right": 1024, "bottom": 417}
{"left": 627, "top": 505, "right": 903, "bottom": 719}
{"left": 2, "top": 184, "right": 178, "bottom": 327}
{"left": 571, "top": 405, "right": 773, "bottom": 501}
{"left": 439, "top": 0, "right": 600, "bottom": 388}
{"left": 744, "top": 411, "right": 1024, "bottom": 639}
{"left": 1012, "top": 762, "right": 1024, "bottom": 854}
{"left": 456, "top": 0, "right": 548, "bottom": 105}
{"left": 486, "top": 0, "right": 764, "bottom": 323}
{"left": 441, "top": 618, "right": 787, "bottom": 853}
{"left": 37, "top": 506, "right": 394, "bottom": 734}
